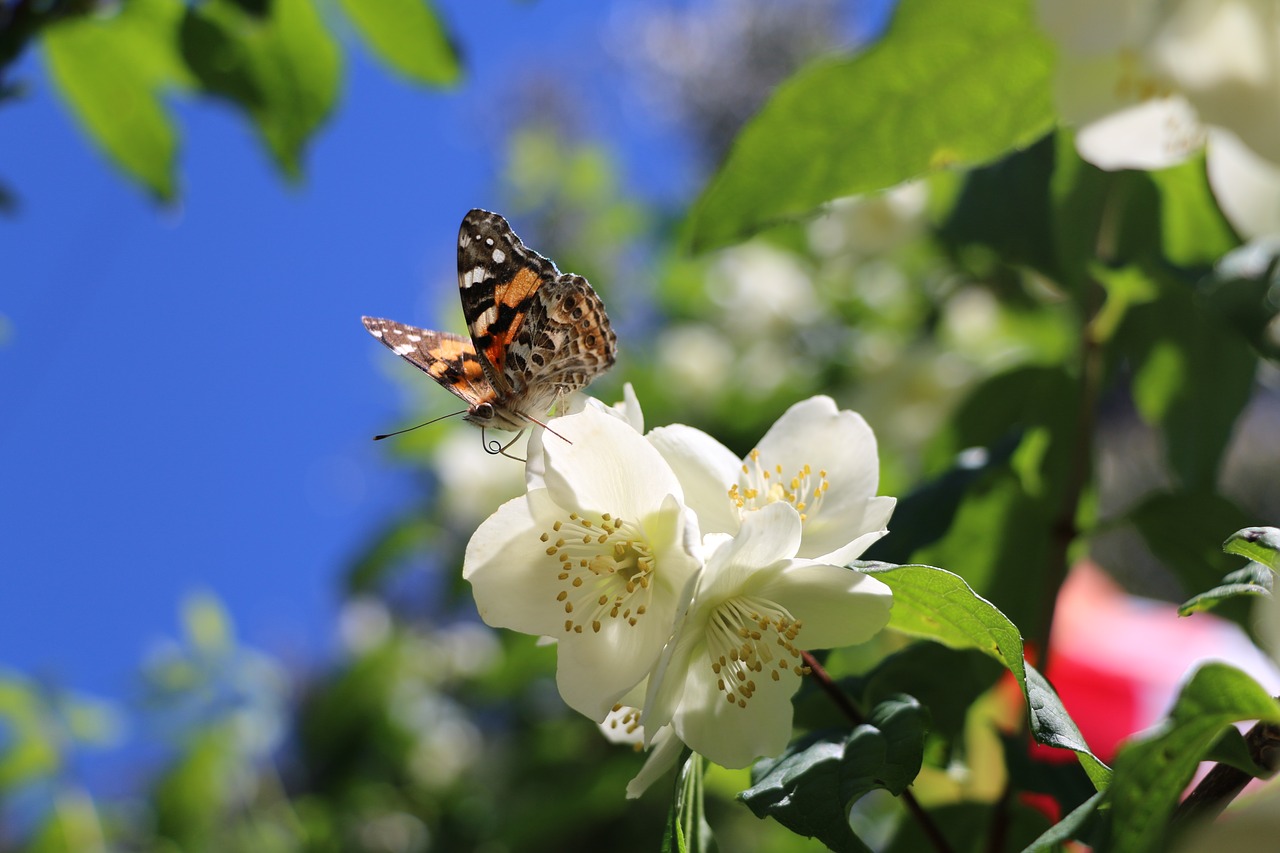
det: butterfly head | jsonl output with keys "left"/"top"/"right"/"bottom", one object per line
{"left": 465, "top": 401, "right": 528, "bottom": 432}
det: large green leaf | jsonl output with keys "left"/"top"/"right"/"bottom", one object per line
{"left": 688, "top": 0, "right": 1055, "bottom": 251}
{"left": 1224, "top": 526, "right": 1280, "bottom": 572}
{"left": 180, "top": 0, "right": 340, "bottom": 178}
{"left": 862, "top": 563, "right": 1112, "bottom": 789}
{"left": 43, "top": 0, "right": 188, "bottom": 199}
{"left": 1126, "top": 491, "right": 1254, "bottom": 597}
{"left": 740, "top": 696, "right": 925, "bottom": 853}
{"left": 1107, "top": 663, "right": 1280, "bottom": 853}
{"left": 337, "top": 0, "right": 459, "bottom": 86}
{"left": 1119, "top": 274, "right": 1256, "bottom": 490}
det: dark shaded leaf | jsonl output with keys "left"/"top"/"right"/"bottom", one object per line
{"left": 741, "top": 697, "right": 925, "bottom": 853}
{"left": 1127, "top": 491, "right": 1254, "bottom": 597}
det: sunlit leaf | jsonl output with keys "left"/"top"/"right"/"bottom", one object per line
{"left": 43, "top": 0, "right": 188, "bottom": 199}
{"left": 180, "top": 0, "right": 340, "bottom": 178}
{"left": 862, "top": 563, "right": 1112, "bottom": 789}
{"left": 741, "top": 696, "right": 925, "bottom": 853}
{"left": 337, "top": 0, "right": 459, "bottom": 85}
{"left": 1178, "top": 562, "right": 1273, "bottom": 616}
{"left": 1108, "top": 663, "right": 1280, "bottom": 853}
{"left": 1224, "top": 527, "right": 1280, "bottom": 572}
{"left": 688, "top": 0, "right": 1054, "bottom": 250}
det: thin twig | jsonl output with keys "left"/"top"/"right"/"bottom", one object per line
{"left": 802, "top": 651, "right": 955, "bottom": 853}
{"left": 1171, "top": 718, "right": 1280, "bottom": 831}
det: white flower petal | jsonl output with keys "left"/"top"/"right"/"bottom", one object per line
{"left": 1075, "top": 96, "right": 1206, "bottom": 171}
{"left": 544, "top": 407, "right": 684, "bottom": 521}
{"left": 813, "top": 496, "right": 897, "bottom": 565}
{"left": 758, "top": 562, "right": 893, "bottom": 651}
{"left": 698, "top": 503, "right": 802, "bottom": 603}
{"left": 463, "top": 493, "right": 566, "bottom": 636}
{"left": 626, "top": 724, "right": 683, "bottom": 799}
{"left": 753, "top": 396, "right": 885, "bottom": 559}
{"left": 1207, "top": 128, "right": 1280, "bottom": 239}
{"left": 648, "top": 424, "right": 743, "bottom": 535}
{"left": 671, "top": 643, "right": 796, "bottom": 769}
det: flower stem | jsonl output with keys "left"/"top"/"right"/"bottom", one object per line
{"left": 1172, "top": 716, "right": 1280, "bottom": 830}
{"left": 802, "top": 651, "right": 955, "bottom": 853}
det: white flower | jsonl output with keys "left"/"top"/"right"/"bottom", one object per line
{"left": 641, "top": 503, "right": 893, "bottom": 769}
{"left": 598, "top": 701, "right": 686, "bottom": 799}
{"left": 463, "top": 405, "right": 702, "bottom": 720}
{"left": 1038, "top": 0, "right": 1280, "bottom": 237}
{"left": 648, "top": 395, "right": 895, "bottom": 565}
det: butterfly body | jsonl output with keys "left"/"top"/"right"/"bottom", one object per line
{"left": 363, "top": 210, "right": 617, "bottom": 434}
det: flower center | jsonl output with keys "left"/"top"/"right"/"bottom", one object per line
{"left": 539, "top": 512, "right": 654, "bottom": 635}
{"left": 727, "top": 449, "right": 829, "bottom": 523}
{"left": 705, "top": 596, "right": 808, "bottom": 709}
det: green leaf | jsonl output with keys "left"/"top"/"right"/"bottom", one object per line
{"left": 180, "top": 0, "right": 340, "bottom": 178}
{"left": 1127, "top": 491, "right": 1254, "bottom": 597}
{"left": 1203, "top": 726, "right": 1273, "bottom": 778}
{"left": 862, "top": 563, "right": 1112, "bottom": 789}
{"left": 337, "top": 0, "right": 459, "bottom": 85}
{"left": 1225, "top": 527, "right": 1280, "bottom": 572}
{"left": 43, "top": 0, "right": 187, "bottom": 199}
{"left": 885, "top": 802, "right": 1052, "bottom": 853}
{"left": 1021, "top": 790, "right": 1106, "bottom": 852}
{"left": 1147, "top": 153, "right": 1240, "bottom": 269}
{"left": 1178, "top": 562, "right": 1273, "bottom": 617}
{"left": 856, "top": 644, "right": 1004, "bottom": 742}
{"left": 740, "top": 696, "right": 926, "bottom": 853}
{"left": 1119, "top": 275, "right": 1257, "bottom": 490}
{"left": 1108, "top": 662, "right": 1280, "bottom": 853}
{"left": 1202, "top": 240, "right": 1280, "bottom": 362}
{"left": 687, "top": 0, "right": 1055, "bottom": 251}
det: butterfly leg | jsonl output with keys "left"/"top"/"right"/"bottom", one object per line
{"left": 482, "top": 427, "right": 528, "bottom": 463}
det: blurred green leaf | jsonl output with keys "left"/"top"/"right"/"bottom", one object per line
{"left": 863, "top": 563, "right": 1111, "bottom": 789}
{"left": 43, "top": 0, "right": 187, "bottom": 199}
{"left": 741, "top": 696, "right": 925, "bottom": 853}
{"left": 1022, "top": 790, "right": 1106, "bottom": 853}
{"left": 1148, "top": 154, "right": 1240, "bottom": 269}
{"left": 0, "top": 679, "right": 59, "bottom": 788}
{"left": 855, "top": 644, "right": 1003, "bottom": 742}
{"left": 1202, "top": 240, "right": 1280, "bottom": 362}
{"left": 885, "top": 801, "right": 1052, "bottom": 853}
{"left": 183, "top": 591, "right": 234, "bottom": 655}
{"left": 688, "top": 0, "right": 1054, "bottom": 251}
{"left": 180, "top": 0, "right": 340, "bottom": 178}
{"left": 1126, "top": 491, "right": 1254, "bottom": 597}
{"left": 337, "top": 0, "right": 459, "bottom": 85}
{"left": 1119, "top": 275, "right": 1256, "bottom": 490}
{"left": 1225, "top": 526, "right": 1280, "bottom": 572}
{"left": 1108, "top": 662, "right": 1280, "bottom": 853}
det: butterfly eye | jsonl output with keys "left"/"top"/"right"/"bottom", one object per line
{"left": 473, "top": 402, "right": 495, "bottom": 421}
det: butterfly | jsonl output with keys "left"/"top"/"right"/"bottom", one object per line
{"left": 363, "top": 209, "right": 617, "bottom": 454}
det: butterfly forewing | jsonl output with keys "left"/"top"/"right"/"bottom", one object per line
{"left": 361, "top": 317, "right": 493, "bottom": 407}
{"left": 456, "top": 209, "right": 558, "bottom": 395}
{"left": 364, "top": 208, "right": 617, "bottom": 435}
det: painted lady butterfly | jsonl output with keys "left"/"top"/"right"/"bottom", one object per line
{"left": 363, "top": 209, "right": 617, "bottom": 449}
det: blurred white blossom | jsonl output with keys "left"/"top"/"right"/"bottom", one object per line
{"left": 1038, "top": 0, "right": 1280, "bottom": 237}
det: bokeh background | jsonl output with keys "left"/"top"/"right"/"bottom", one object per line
{"left": 4, "top": 0, "right": 1280, "bottom": 850}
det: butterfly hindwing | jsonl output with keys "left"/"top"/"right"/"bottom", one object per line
{"left": 361, "top": 317, "right": 492, "bottom": 407}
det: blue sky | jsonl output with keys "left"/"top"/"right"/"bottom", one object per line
{"left": 0, "top": 1, "right": 892, "bottom": 774}
{"left": 0, "top": 2, "right": 710, "bottom": 709}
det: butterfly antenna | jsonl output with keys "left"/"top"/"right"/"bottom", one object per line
{"left": 373, "top": 409, "right": 468, "bottom": 441}
{"left": 522, "top": 412, "right": 571, "bottom": 446}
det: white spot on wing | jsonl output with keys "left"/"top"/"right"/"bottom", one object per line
{"left": 463, "top": 266, "right": 490, "bottom": 288}
{"left": 492, "top": 248, "right": 505, "bottom": 263}
{"left": 393, "top": 343, "right": 416, "bottom": 355}
{"left": 485, "top": 237, "right": 494, "bottom": 246}
{"left": 407, "top": 334, "right": 421, "bottom": 342}
{"left": 370, "top": 329, "right": 384, "bottom": 338}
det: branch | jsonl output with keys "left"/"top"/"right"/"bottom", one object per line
{"left": 1171, "top": 718, "right": 1280, "bottom": 830}
{"left": 802, "top": 651, "right": 955, "bottom": 853}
